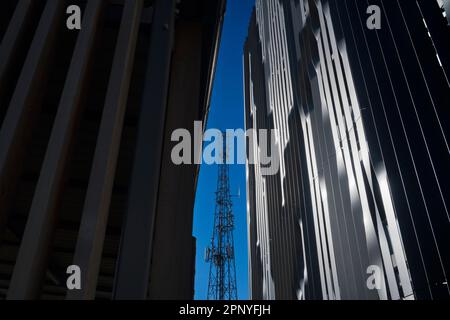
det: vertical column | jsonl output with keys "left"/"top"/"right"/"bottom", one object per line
{"left": 7, "top": 0, "right": 106, "bottom": 300}
{"left": 0, "top": 1, "right": 64, "bottom": 243}
{"left": 113, "top": 0, "right": 176, "bottom": 300}
{"left": 148, "top": 21, "right": 203, "bottom": 300}
{"left": 66, "top": 0, "right": 144, "bottom": 300}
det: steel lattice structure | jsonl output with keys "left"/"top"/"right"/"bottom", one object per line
{"left": 206, "top": 135, "right": 238, "bottom": 300}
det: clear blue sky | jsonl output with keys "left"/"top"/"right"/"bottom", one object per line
{"left": 193, "top": 0, "right": 255, "bottom": 300}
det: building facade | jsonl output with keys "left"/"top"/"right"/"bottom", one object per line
{"left": 0, "top": 0, "right": 225, "bottom": 299}
{"left": 244, "top": 0, "right": 450, "bottom": 300}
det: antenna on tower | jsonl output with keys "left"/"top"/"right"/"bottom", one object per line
{"left": 205, "top": 132, "right": 238, "bottom": 300}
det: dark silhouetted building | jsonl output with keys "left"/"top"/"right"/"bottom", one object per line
{"left": 244, "top": 0, "right": 449, "bottom": 300}
{"left": 0, "top": 0, "right": 225, "bottom": 300}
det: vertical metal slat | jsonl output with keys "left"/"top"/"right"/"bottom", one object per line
{"left": 66, "top": 0, "right": 144, "bottom": 300}
{"left": 7, "top": 0, "right": 106, "bottom": 300}
{"left": 0, "top": 0, "right": 64, "bottom": 222}
{"left": 113, "top": 0, "right": 177, "bottom": 300}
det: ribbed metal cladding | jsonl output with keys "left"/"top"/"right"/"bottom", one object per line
{"left": 0, "top": 0, "right": 226, "bottom": 300}
{"left": 244, "top": 0, "right": 450, "bottom": 300}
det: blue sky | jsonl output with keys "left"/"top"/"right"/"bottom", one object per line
{"left": 193, "top": 0, "right": 255, "bottom": 300}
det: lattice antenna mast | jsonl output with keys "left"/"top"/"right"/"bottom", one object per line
{"left": 206, "top": 132, "right": 238, "bottom": 300}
